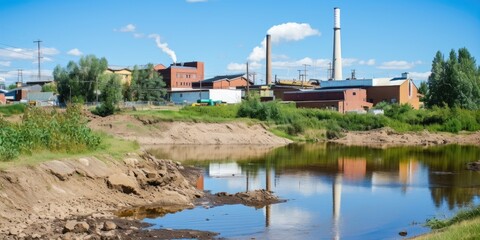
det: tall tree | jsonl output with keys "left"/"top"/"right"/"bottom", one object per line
{"left": 94, "top": 73, "right": 122, "bottom": 116}
{"left": 131, "top": 64, "right": 166, "bottom": 101}
{"left": 54, "top": 55, "right": 108, "bottom": 104}
{"left": 426, "top": 48, "right": 480, "bottom": 109}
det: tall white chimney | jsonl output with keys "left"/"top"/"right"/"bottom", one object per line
{"left": 266, "top": 34, "right": 272, "bottom": 85}
{"left": 333, "top": 7, "right": 343, "bottom": 80}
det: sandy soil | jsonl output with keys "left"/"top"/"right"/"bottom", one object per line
{"left": 87, "top": 114, "right": 292, "bottom": 146}
{"left": 333, "top": 127, "right": 480, "bottom": 148}
{"left": 0, "top": 153, "right": 281, "bottom": 239}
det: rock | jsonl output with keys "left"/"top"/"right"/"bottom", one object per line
{"left": 107, "top": 173, "right": 140, "bottom": 194}
{"left": 74, "top": 221, "right": 90, "bottom": 233}
{"left": 399, "top": 230, "right": 407, "bottom": 236}
{"left": 41, "top": 160, "right": 76, "bottom": 181}
{"left": 102, "top": 221, "right": 117, "bottom": 231}
{"left": 142, "top": 169, "right": 157, "bottom": 179}
{"left": 63, "top": 220, "right": 77, "bottom": 233}
{"left": 467, "top": 161, "right": 480, "bottom": 171}
{"left": 32, "top": 233, "right": 41, "bottom": 239}
{"left": 78, "top": 158, "right": 90, "bottom": 166}
{"left": 124, "top": 158, "right": 139, "bottom": 167}
{"left": 74, "top": 158, "right": 112, "bottom": 179}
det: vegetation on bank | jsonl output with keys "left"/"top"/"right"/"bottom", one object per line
{"left": 135, "top": 95, "right": 479, "bottom": 140}
{"left": 0, "top": 105, "right": 101, "bottom": 161}
{"left": 0, "top": 104, "right": 26, "bottom": 117}
{"left": 419, "top": 206, "right": 480, "bottom": 240}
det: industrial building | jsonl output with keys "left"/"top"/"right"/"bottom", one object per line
{"left": 192, "top": 74, "right": 252, "bottom": 89}
{"left": 170, "top": 88, "right": 242, "bottom": 105}
{"left": 283, "top": 88, "right": 372, "bottom": 113}
{"left": 319, "top": 73, "right": 420, "bottom": 109}
{"left": 105, "top": 66, "right": 132, "bottom": 85}
{"left": 157, "top": 61, "right": 204, "bottom": 90}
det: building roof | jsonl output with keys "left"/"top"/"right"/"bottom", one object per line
{"left": 27, "top": 92, "right": 56, "bottom": 101}
{"left": 320, "top": 77, "right": 411, "bottom": 89}
{"left": 169, "top": 65, "right": 197, "bottom": 70}
{"left": 201, "top": 74, "right": 246, "bottom": 83}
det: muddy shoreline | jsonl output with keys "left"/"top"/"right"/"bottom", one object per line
{"left": 0, "top": 153, "right": 282, "bottom": 239}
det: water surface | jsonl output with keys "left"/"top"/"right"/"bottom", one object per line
{"left": 145, "top": 143, "right": 480, "bottom": 239}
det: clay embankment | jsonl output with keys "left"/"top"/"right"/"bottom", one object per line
{"left": 87, "top": 114, "right": 292, "bottom": 146}
{"left": 0, "top": 153, "right": 280, "bottom": 239}
{"left": 333, "top": 127, "right": 480, "bottom": 148}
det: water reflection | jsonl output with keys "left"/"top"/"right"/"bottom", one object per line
{"left": 148, "top": 143, "right": 480, "bottom": 239}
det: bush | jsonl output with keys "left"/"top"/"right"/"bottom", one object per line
{"left": 0, "top": 105, "right": 101, "bottom": 161}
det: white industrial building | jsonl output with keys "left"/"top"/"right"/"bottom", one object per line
{"left": 169, "top": 89, "right": 242, "bottom": 105}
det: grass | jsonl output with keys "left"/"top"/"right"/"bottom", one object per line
{"left": 0, "top": 104, "right": 26, "bottom": 116}
{"left": 417, "top": 218, "right": 480, "bottom": 240}
{"left": 0, "top": 133, "right": 139, "bottom": 169}
{"left": 416, "top": 206, "right": 480, "bottom": 240}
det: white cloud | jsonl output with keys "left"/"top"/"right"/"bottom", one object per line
{"left": 0, "top": 61, "right": 11, "bottom": 67}
{"left": 119, "top": 24, "right": 136, "bottom": 32}
{"left": 227, "top": 63, "right": 246, "bottom": 72}
{"left": 0, "top": 47, "right": 59, "bottom": 62}
{"left": 247, "top": 22, "right": 320, "bottom": 63}
{"left": 67, "top": 48, "right": 83, "bottom": 56}
{"left": 133, "top": 33, "right": 145, "bottom": 38}
{"left": 0, "top": 69, "right": 53, "bottom": 83}
{"left": 409, "top": 71, "right": 431, "bottom": 81}
{"left": 378, "top": 60, "right": 419, "bottom": 70}
{"left": 359, "top": 59, "right": 376, "bottom": 66}
{"left": 342, "top": 58, "right": 358, "bottom": 67}
{"left": 186, "top": 0, "right": 207, "bottom": 2}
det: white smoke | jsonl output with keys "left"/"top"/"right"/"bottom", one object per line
{"left": 148, "top": 34, "right": 177, "bottom": 63}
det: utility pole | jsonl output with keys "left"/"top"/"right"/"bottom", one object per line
{"left": 33, "top": 40, "right": 42, "bottom": 81}
{"left": 351, "top": 69, "right": 356, "bottom": 80}
{"left": 297, "top": 70, "right": 302, "bottom": 81}
{"left": 302, "top": 64, "right": 310, "bottom": 88}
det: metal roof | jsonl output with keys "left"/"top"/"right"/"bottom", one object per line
{"left": 320, "top": 77, "right": 409, "bottom": 89}
{"left": 201, "top": 74, "right": 246, "bottom": 83}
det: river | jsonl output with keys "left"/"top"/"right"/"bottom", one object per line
{"left": 145, "top": 143, "right": 480, "bottom": 239}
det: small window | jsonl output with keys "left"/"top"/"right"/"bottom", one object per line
{"left": 180, "top": 93, "right": 183, "bottom": 97}
{"left": 353, "top": 92, "right": 356, "bottom": 96}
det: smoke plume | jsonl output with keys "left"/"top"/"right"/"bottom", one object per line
{"left": 149, "top": 34, "right": 177, "bottom": 63}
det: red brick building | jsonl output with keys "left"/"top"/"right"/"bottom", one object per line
{"left": 283, "top": 88, "right": 373, "bottom": 113}
{"left": 158, "top": 62, "right": 204, "bottom": 89}
{"left": 192, "top": 74, "right": 252, "bottom": 89}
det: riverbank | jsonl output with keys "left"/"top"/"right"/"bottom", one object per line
{"left": 0, "top": 153, "right": 281, "bottom": 239}
{"left": 333, "top": 127, "right": 480, "bottom": 147}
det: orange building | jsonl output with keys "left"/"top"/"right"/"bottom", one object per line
{"left": 192, "top": 74, "right": 252, "bottom": 89}
{"left": 319, "top": 73, "right": 420, "bottom": 109}
{"left": 158, "top": 62, "right": 204, "bottom": 89}
{"left": 283, "top": 88, "right": 373, "bottom": 113}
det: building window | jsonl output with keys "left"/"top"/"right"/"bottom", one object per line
{"left": 180, "top": 93, "right": 183, "bottom": 97}
{"left": 353, "top": 92, "right": 356, "bottom": 96}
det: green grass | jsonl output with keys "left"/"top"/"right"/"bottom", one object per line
{"left": 0, "top": 104, "right": 26, "bottom": 116}
{"left": 416, "top": 206, "right": 480, "bottom": 240}
{"left": 0, "top": 133, "right": 139, "bottom": 169}
{"left": 417, "top": 217, "right": 480, "bottom": 240}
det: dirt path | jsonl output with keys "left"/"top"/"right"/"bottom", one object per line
{"left": 333, "top": 127, "right": 480, "bottom": 147}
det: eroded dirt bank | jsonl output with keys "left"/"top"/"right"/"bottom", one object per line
{"left": 87, "top": 114, "right": 292, "bottom": 145}
{"left": 0, "top": 153, "right": 281, "bottom": 239}
{"left": 332, "top": 127, "right": 480, "bottom": 148}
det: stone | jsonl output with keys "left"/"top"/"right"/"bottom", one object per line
{"left": 78, "top": 158, "right": 90, "bottom": 166}
{"left": 74, "top": 221, "right": 90, "bottom": 233}
{"left": 102, "top": 221, "right": 117, "bottom": 231}
{"left": 63, "top": 220, "right": 77, "bottom": 233}
{"left": 123, "top": 158, "right": 139, "bottom": 167}
{"left": 41, "top": 160, "right": 76, "bottom": 181}
{"left": 107, "top": 173, "right": 140, "bottom": 194}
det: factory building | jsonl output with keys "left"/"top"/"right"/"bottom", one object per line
{"left": 192, "top": 74, "right": 252, "bottom": 89}
{"left": 320, "top": 73, "right": 420, "bottom": 109}
{"left": 283, "top": 88, "right": 373, "bottom": 113}
{"left": 157, "top": 61, "right": 204, "bottom": 90}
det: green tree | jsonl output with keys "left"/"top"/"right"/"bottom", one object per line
{"left": 426, "top": 48, "right": 480, "bottom": 109}
{"left": 418, "top": 81, "right": 428, "bottom": 102}
{"left": 7, "top": 83, "right": 16, "bottom": 90}
{"left": 131, "top": 64, "right": 166, "bottom": 101}
{"left": 54, "top": 55, "right": 108, "bottom": 104}
{"left": 41, "top": 82, "right": 57, "bottom": 93}
{"left": 93, "top": 73, "right": 122, "bottom": 116}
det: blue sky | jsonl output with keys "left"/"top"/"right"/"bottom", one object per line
{"left": 1, "top": 0, "right": 479, "bottom": 85}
